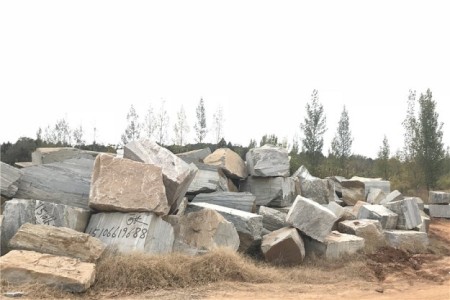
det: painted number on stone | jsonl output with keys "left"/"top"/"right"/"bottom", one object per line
{"left": 35, "top": 203, "right": 57, "bottom": 225}
{"left": 88, "top": 226, "right": 148, "bottom": 240}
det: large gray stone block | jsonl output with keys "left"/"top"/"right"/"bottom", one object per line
{"left": 366, "top": 188, "right": 386, "bottom": 204}
{"left": 203, "top": 148, "right": 247, "bottom": 179}
{"left": 341, "top": 180, "right": 365, "bottom": 205}
{"left": 89, "top": 154, "right": 169, "bottom": 215}
{"left": 350, "top": 176, "right": 391, "bottom": 197}
{"left": 1, "top": 162, "right": 23, "bottom": 198}
{"left": 304, "top": 231, "right": 365, "bottom": 259}
{"left": 176, "top": 148, "right": 211, "bottom": 164}
{"left": 15, "top": 158, "right": 94, "bottom": 209}
{"left": 187, "top": 163, "right": 230, "bottom": 195}
{"left": 258, "top": 206, "right": 287, "bottom": 231}
{"left": 338, "top": 219, "right": 385, "bottom": 250}
{"left": 286, "top": 196, "right": 338, "bottom": 242}
{"left": 385, "top": 198, "right": 421, "bottom": 229}
{"left": 1, "top": 199, "right": 91, "bottom": 254}
{"left": 383, "top": 230, "right": 429, "bottom": 252}
{"left": 124, "top": 139, "right": 198, "bottom": 213}
{"left": 191, "top": 192, "right": 256, "bottom": 213}
{"left": 357, "top": 205, "right": 398, "bottom": 229}
{"left": 240, "top": 176, "right": 297, "bottom": 207}
{"left": 428, "top": 204, "right": 450, "bottom": 218}
{"left": 429, "top": 191, "right": 450, "bottom": 204}
{"left": 187, "top": 202, "right": 263, "bottom": 252}
{"left": 380, "top": 190, "right": 404, "bottom": 205}
{"left": 32, "top": 147, "right": 100, "bottom": 165}
{"left": 85, "top": 212, "right": 174, "bottom": 254}
{"left": 246, "top": 144, "right": 290, "bottom": 177}
{"left": 292, "top": 166, "right": 334, "bottom": 204}
{"left": 261, "top": 227, "right": 305, "bottom": 265}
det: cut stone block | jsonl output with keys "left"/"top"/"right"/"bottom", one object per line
{"left": 1, "top": 199, "right": 91, "bottom": 254}
{"left": 89, "top": 154, "right": 169, "bottom": 215}
{"left": 385, "top": 198, "right": 421, "bottom": 229}
{"left": 85, "top": 212, "right": 174, "bottom": 254}
{"left": 341, "top": 180, "right": 365, "bottom": 205}
{"left": 203, "top": 148, "right": 247, "bottom": 180}
{"left": 240, "top": 176, "right": 297, "bottom": 207}
{"left": 366, "top": 188, "right": 386, "bottom": 204}
{"left": 261, "top": 227, "right": 305, "bottom": 265}
{"left": 380, "top": 190, "right": 403, "bottom": 205}
{"left": 338, "top": 219, "right": 385, "bottom": 250}
{"left": 383, "top": 230, "right": 429, "bottom": 252}
{"left": 15, "top": 158, "right": 94, "bottom": 209}
{"left": 171, "top": 208, "right": 239, "bottom": 255}
{"left": 191, "top": 192, "right": 256, "bottom": 213}
{"left": 324, "top": 201, "right": 345, "bottom": 219}
{"left": 32, "top": 147, "right": 99, "bottom": 165}
{"left": 416, "top": 210, "right": 431, "bottom": 233}
{"left": 286, "top": 196, "right": 338, "bottom": 242}
{"left": 428, "top": 204, "right": 450, "bottom": 218}
{"left": 0, "top": 250, "right": 95, "bottom": 292}
{"left": 187, "top": 202, "right": 263, "bottom": 252}
{"left": 176, "top": 148, "right": 211, "bottom": 164}
{"left": 293, "top": 166, "right": 334, "bottom": 204}
{"left": 304, "top": 231, "right": 365, "bottom": 259}
{"left": 429, "top": 191, "right": 450, "bottom": 204}
{"left": 350, "top": 176, "right": 391, "bottom": 197}
{"left": 1, "top": 162, "right": 23, "bottom": 198}
{"left": 8, "top": 223, "right": 105, "bottom": 263}
{"left": 187, "top": 163, "right": 229, "bottom": 195}
{"left": 357, "top": 205, "right": 398, "bottom": 229}
{"left": 246, "top": 144, "right": 290, "bottom": 177}
{"left": 341, "top": 206, "right": 357, "bottom": 221}
{"left": 124, "top": 139, "right": 198, "bottom": 213}
{"left": 258, "top": 206, "right": 287, "bottom": 231}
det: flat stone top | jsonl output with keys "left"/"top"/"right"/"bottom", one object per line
{"left": 340, "top": 219, "right": 382, "bottom": 230}
{"left": 362, "top": 204, "right": 397, "bottom": 215}
{"left": 350, "top": 176, "right": 384, "bottom": 182}
{"left": 326, "top": 231, "right": 365, "bottom": 243}
{"left": 189, "top": 202, "right": 260, "bottom": 219}
{"left": 384, "top": 230, "right": 428, "bottom": 236}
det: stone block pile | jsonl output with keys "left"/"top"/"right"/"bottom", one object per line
{"left": 0, "top": 142, "right": 447, "bottom": 293}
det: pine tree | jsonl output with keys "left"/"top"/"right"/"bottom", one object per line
{"left": 331, "top": 105, "right": 353, "bottom": 170}
{"left": 73, "top": 125, "right": 85, "bottom": 148}
{"left": 155, "top": 100, "right": 169, "bottom": 145}
{"left": 121, "top": 104, "right": 141, "bottom": 145}
{"left": 194, "top": 98, "right": 207, "bottom": 143}
{"left": 376, "top": 135, "right": 390, "bottom": 179}
{"left": 143, "top": 103, "right": 156, "bottom": 140}
{"left": 212, "top": 105, "right": 224, "bottom": 143}
{"left": 173, "top": 105, "right": 190, "bottom": 145}
{"left": 402, "top": 90, "right": 417, "bottom": 161}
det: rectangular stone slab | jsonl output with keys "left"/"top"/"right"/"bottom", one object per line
{"left": 240, "top": 176, "right": 297, "bottom": 207}
{"left": 429, "top": 191, "right": 450, "bottom": 204}
{"left": 383, "top": 230, "right": 429, "bottom": 252}
{"left": 32, "top": 147, "right": 100, "bottom": 165}
{"left": 385, "top": 198, "right": 421, "bottom": 229}
{"left": 191, "top": 191, "right": 256, "bottom": 213}
{"left": 304, "top": 231, "right": 365, "bottom": 259}
{"left": 1, "top": 162, "right": 23, "bottom": 198}
{"left": 357, "top": 205, "right": 398, "bottom": 229}
{"left": 428, "top": 204, "right": 450, "bottom": 218}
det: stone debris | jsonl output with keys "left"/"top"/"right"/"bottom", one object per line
{"left": 1, "top": 162, "right": 23, "bottom": 198}
{"left": 261, "top": 227, "right": 305, "bottom": 265}
{"left": 380, "top": 190, "right": 403, "bottom": 205}
{"left": 357, "top": 205, "right": 398, "bottom": 229}
{"left": 366, "top": 188, "right": 386, "bottom": 204}
{"left": 124, "top": 139, "right": 198, "bottom": 213}
{"left": 15, "top": 158, "right": 94, "bottom": 209}
{"left": 1, "top": 199, "right": 91, "bottom": 254}
{"left": 8, "top": 223, "right": 105, "bottom": 263}
{"left": 31, "top": 147, "right": 99, "bottom": 165}
{"left": 176, "top": 147, "right": 211, "bottom": 164}
{"left": 304, "top": 231, "right": 365, "bottom": 259}
{"left": 85, "top": 212, "right": 174, "bottom": 254}
{"left": 428, "top": 191, "right": 450, "bottom": 204}
{"left": 428, "top": 204, "right": 450, "bottom": 218}
{"left": 385, "top": 198, "right": 421, "bottom": 230}
{"left": 338, "top": 219, "right": 385, "bottom": 250}
{"left": 192, "top": 192, "right": 256, "bottom": 213}
{"left": 240, "top": 176, "right": 297, "bottom": 207}
{"left": 187, "top": 163, "right": 230, "bottom": 196}
{"left": 293, "top": 166, "right": 334, "bottom": 204}
{"left": 89, "top": 154, "right": 169, "bottom": 215}
{"left": 0, "top": 250, "right": 96, "bottom": 293}
{"left": 246, "top": 144, "right": 290, "bottom": 177}
{"left": 258, "top": 206, "right": 287, "bottom": 232}
{"left": 383, "top": 230, "right": 429, "bottom": 252}
{"left": 187, "top": 202, "right": 263, "bottom": 252}
{"left": 203, "top": 148, "right": 247, "bottom": 180}
{"left": 286, "top": 196, "right": 338, "bottom": 242}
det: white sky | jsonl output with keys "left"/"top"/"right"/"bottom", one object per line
{"left": 1, "top": 1, "right": 449, "bottom": 159}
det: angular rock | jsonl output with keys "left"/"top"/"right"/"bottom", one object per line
{"left": 15, "top": 158, "right": 94, "bottom": 209}
{"left": 176, "top": 148, "right": 211, "bottom": 164}
{"left": 324, "top": 201, "right": 345, "bottom": 219}
{"left": 187, "top": 163, "right": 229, "bottom": 195}
{"left": 380, "top": 190, "right": 403, "bottom": 205}
{"left": 366, "top": 188, "right": 386, "bottom": 204}
{"left": 352, "top": 201, "right": 369, "bottom": 216}
{"left": 286, "top": 196, "right": 338, "bottom": 242}
{"left": 14, "top": 162, "right": 34, "bottom": 168}
{"left": 240, "top": 176, "right": 297, "bottom": 207}
{"left": 341, "top": 206, "right": 358, "bottom": 221}
{"left": 89, "top": 154, "right": 169, "bottom": 215}
{"left": 246, "top": 144, "right": 290, "bottom": 177}
{"left": 8, "top": 223, "right": 105, "bottom": 263}
{"left": 32, "top": 147, "right": 99, "bottom": 165}
{"left": 328, "top": 176, "right": 346, "bottom": 198}
{"left": 1, "top": 162, "right": 23, "bottom": 198}
{"left": 428, "top": 204, "right": 450, "bottom": 218}
{"left": 357, "top": 205, "right": 398, "bottom": 229}
{"left": 350, "top": 176, "right": 391, "bottom": 196}
{"left": 0, "top": 250, "right": 95, "bottom": 292}
{"left": 338, "top": 219, "right": 385, "bottom": 250}
{"left": 304, "top": 231, "right": 365, "bottom": 259}
{"left": 187, "top": 202, "right": 263, "bottom": 252}
{"left": 1, "top": 199, "right": 90, "bottom": 254}
{"left": 191, "top": 192, "right": 256, "bottom": 213}
{"left": 429, "top": 191, "right": 450, "bottom": 204}
{"left": 407, "top": 197, "right": 424, "bottom": 210}
{"left": 385, "top": 198, "right": 421, "bottom": 229}
{"left": 171, "top": 208, "right": 240, "bottom": 255}
{"left": 383, "top": 230, "right": 429, "bottom": 252}
{"left": 175, "top": 197, "right": 188, "bottom": 216}
{"left": 203, "top": 148, "right": 247, "bottom": 179}
{"left": 261, "top": 227, "right": 305, "bottom": 265}
{"left": 258, "top": 206, "right": 287, "bottom": 231}
{"left": 416, "top": 210, "right": 431, "bottom": 233}
{"left": 293, "top": 166, "right": 334, "bottom": 204}
{"left": 341, "top": 180, "right": 365, "bottom": 205}
{"left": 85, "top": 212, "right": 174, "bottom": 254}
{"left": 124, "top": 140, "right": 197, "bottom": 213}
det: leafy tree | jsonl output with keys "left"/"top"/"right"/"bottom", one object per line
{"left": 415, "top": 89, "right": 445, "bottom": 189}
{"left": 194, "top": 98, "right": 207, "bottom": 143}
{"left": 248, "top": 139, "right": 257, "bottom": 149}
{"left": 1, "top": 137, "right": 37, "bottom": 165}
{"left": 376, "top": 135, "right": 390, "bottom": 179}
{"left": 121, "top": 104, "right": 141, "bottom": 145}
{"left": 73, "top": 125, "right": 85, "bottom": 148}
{"left": 331, "top": 105, "right": 353, "bottom": 173}
{"left": 300, "top": 89, "right": 327, "bottom": 174}
{"left": 290, "top": 134, "right": 300, "bottom": 155}
{"left": 173, "top": 105, "right": 190, "bottom": 146}
{"left": 212, "top": 105, "right": 224, "bottom": 143}
{"left": 260, "top": 134, "right": 279, "bottom": 146}
{"left": 402, "top": 90, "right": 417, "bottom": 161}
{"left": 143, "top": 103, "right": 156, "bottom": 140}
{"left": 43, "top": 118, "right": 72, "bottom": 145}
{"left": 155, "top": 100, "right": 170, "bottom": 145}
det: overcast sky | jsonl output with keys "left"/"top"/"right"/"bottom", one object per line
{"left": 1, "top": 1, "right": 449, "bottom": 159}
